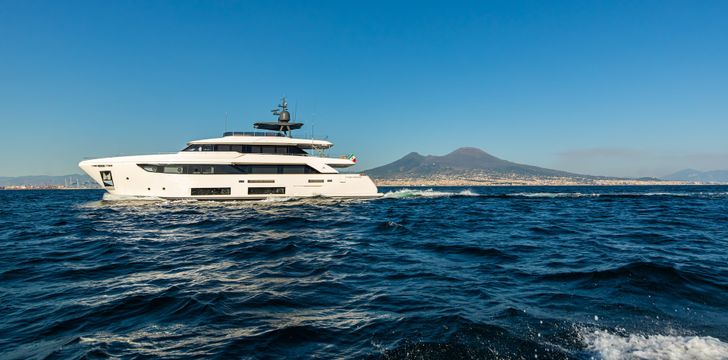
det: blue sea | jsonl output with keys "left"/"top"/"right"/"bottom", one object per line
{"left": 1, "top": 186, "right": 728, "bottom": 359}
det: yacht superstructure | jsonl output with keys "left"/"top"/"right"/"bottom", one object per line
{"left": 79, "top": 99, "right": 380, "bottom": 199}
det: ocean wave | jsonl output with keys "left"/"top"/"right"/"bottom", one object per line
{"left": 101, "top": 193, "right": 165, "bottom": 202}
{"left": 506, "top": 191, "right": 728, "bottom": 198}
{"left": 259, "top": 196, "right": 296, "bottom": 203}
{"left": 582, "top": 330, "right": 728, "bottom": 360}
{"left": 376, "top": 221, "right": 410, "bottom": 232}
{"left": 419, "top": 242, "right": 517, "bottom": 260}
{"left": 380, "top": 189, "right": 728, "bottom": 200}
{"left": 381, "top": 188, "right": 479, "bottom": 198}
{"left": 537, "top": 261, "right": 728, "bottom": 290}
{"left": 507, "top": 192, "right": 599, "bottom": 198}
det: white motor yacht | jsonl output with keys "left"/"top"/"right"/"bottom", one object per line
{"left": 79, "top": 98, "right": 380, "bottom": 199}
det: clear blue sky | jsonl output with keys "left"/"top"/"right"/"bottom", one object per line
{"left": 1, "top": 0, "right": 727, "bottom": 177}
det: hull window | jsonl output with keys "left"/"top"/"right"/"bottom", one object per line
{"left": 100, "top": 171, "right": 114, "bottom": 187}
{"left": 248, "top": 187, "right": 285, "bottom": 195}
{"left": 281, "top": 165, "right": 305, "bottom": 174}
{"left": 163, "top": 166, "right": 184, "bottom": 174}
{"left": 236, "top": 165, "right": 318, "bottom": 174}
{"left": 191, "top": 188, "right": 231, "bottom": 196}
{"left": 141, "top": 165, "right": 157, "bottom": 172}
{"left": 189, "top": 166, "right": 214, "bottom": 174}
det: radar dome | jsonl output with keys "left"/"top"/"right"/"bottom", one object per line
{"left": 278, "top": 110, "right": 290, "bottom": 122}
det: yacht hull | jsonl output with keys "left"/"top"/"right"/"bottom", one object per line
{"left": 79, "top": 159, "right": 380, "bottom": 200}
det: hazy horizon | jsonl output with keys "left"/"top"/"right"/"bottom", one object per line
{"left": 2, "top": 1, "right": 727, "bottom": 178}
{"left": 2, "top": 145, "right": 726, "bottom": 180}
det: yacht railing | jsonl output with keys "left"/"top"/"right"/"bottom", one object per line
{"left": 81, "top": 152, "right": 179, "bottom": 160}
{"left": 223, "top": 131, "right": 285, "bottom": 137}
{"left": 82, "top": 151, "right": 354, "bottom": 160}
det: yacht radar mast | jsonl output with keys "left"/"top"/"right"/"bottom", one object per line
{"left": 254, "top": 97, "right": 304, "bottom": 137}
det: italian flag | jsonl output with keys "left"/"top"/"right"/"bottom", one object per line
{"left": 347, "top": 154, "right": 357, "bottom": 163}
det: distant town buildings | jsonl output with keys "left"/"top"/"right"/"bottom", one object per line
{"left": 372, "top": 173, "right": 694, "bottom": 187}
{"left": 0, "top": 176, "right": 100, "bottom": 190}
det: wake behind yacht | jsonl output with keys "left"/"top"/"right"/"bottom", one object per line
{"left": 79, "top": 98, "right": 380, "bottom": 199}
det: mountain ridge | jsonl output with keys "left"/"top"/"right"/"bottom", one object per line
{"left": 365, "top": 147, "right": 601, "bottom": 180}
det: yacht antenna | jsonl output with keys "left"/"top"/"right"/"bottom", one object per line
{"left": 254, "top": 97, "right": 303, "bottom": 137}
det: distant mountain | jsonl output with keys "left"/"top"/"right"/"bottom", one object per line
{"left": 0, "top": 174, "right": 95, "bottom": 187}
{"left": 662, "top": 169, "right": 728, "bottom": 183}
{"left": 365, "top": 147, "right": 601, "bottom": 180}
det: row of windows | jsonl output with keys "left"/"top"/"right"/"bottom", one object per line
{"left": 138, "top": 164, "right": 320, "bottom": 175}
{"left": 182, "top": 144, "right": 308, "bottom": 155}
{"left": 189, "top": 187, "right": 285, "bottom": 196}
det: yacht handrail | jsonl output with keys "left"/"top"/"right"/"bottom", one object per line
{"left": 82, "top": 152, "right": 180, "bottom": 159}
{"left": 223, "top": 131, "right": 285, "bottom": 137}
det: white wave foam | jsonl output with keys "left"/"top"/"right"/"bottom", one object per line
{"left": 642, "top": 192, "right": 689, "bottom": 197}
{"left": 259, "top": 196, "right": 295, "bottom": 203}
{"left": 381, "top": 188, "right": 479, "bottom": 199}
{"left": 506, "top": 191, "right": 728, "bottom": 198}
{"left": 507, "top": 192, "right": 596, "bottom": 198}
{"left": 101, "top": 193, "right": 165, "bottom": 202}
{"left": 582, "top": 330, "right": 728, "bottom": 360}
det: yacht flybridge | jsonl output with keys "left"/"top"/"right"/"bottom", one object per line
{"left": 79, "top": 98, "right": 380, "bottom": 199}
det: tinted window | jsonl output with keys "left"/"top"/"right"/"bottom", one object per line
{"left": 251, "top": 165, "right": 278, "bottom": 174}
{"left": 183, "top": 144, "right": 307, "bottom": 154}
{"left": 212, "top": 165, "right": 241, "bottom": 174}
{"left": 183, "top": 145, "right": 202, "bottom": 152}
{"left": 141, "top": 165, "right": 159, "bottom": 172}
{"left": 190, "top": 165, "right": 213, "bottom": 174}
{"left": 290, "top": 147, "right": 307, "bottom": 155}
{"left": 281, "top": 165, "right": 304, "bottom": 174}
{"left": 163, "top": 166, "right": 184, "bottom": 174}
{"left": 100, "top": 171, "right": 114, "bottom": 187}
{"left": 137, "top": 164, "right": 318, "bottom": 174}
{"left": 248, "top": 187, "right": 285, "bottom": 195}
{"left": 191, "top": 188, "right": 231, "bottom": 196}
